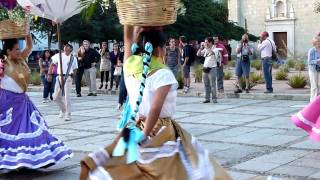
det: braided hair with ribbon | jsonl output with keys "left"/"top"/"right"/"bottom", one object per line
{"left": 112, "top": 41, "right": 154, "bottom": 164}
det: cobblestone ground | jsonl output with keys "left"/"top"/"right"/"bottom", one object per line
{"left": 1, "top": 92, "right": 320, "bottom": 180}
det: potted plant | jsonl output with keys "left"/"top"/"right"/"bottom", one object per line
{"left": 0, "top": 2, "right": 29, "bottom": 39}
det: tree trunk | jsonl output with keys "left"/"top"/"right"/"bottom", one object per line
{"left": 47, "top": 31, "right": 51, "bottom": 50}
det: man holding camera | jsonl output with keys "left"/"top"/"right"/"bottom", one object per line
{"left": 197, "top": 37, "right": 221, "bottom": 103}
{"left": 235, "top": 34, "right": 253, "bottom": 93}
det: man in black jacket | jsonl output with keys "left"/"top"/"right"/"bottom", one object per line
{"left": 76, "top": 40, "right": 100, "bottom": 96}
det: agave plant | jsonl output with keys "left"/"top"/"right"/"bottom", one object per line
{"left": 288, "top": 74, "right": 307, "bottom": 89}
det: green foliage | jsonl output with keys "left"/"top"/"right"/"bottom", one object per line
{"left": 228, "top": 60, "right": 236, "bottom": 67}
{"left": 30, "top": 17, "right": 56, "bottom": 49}
{"left": 30, "top": 71, "right": 41, "bottom": 86}
{"left": 166, "top": 0, "right": 258, "bottom": 40}
{"left": 275, "top": 69, "right": 288, "bottom": 80}
{"left": 251, "top": 60, "right": 262, "bottom": 70}
{"left": 294, "top": 61, "right": 306, "bottom": 71}
{"left": 176, "top": 69, "right": 184, "bottom": 89}
{"left": 81, "top": 77, "right": 87, "bottom": 87}
{"left": 272, "top": 63, "right": 280, "bottom": 69}
{"left": 193, "top": 64, "right": 203, "bottom": 83}
{"left": 0, "top": 6, "right": 26, "bottom": 22}
{"left": 61, "top": 2, "right": 123, "bottom": 43}
{"left": 286, "top": 59, "right": 296, "bottom": 68}
{"left": 224, "top": 70, "right": 232, "bottom": 80}
{"left": 78, "top": 0, "right": 258, "bottom": 42}
{"left": 236, "top": 77, "right": 257, "bottom": 90}
{"left": 288, "top": 74, "right": 307, "bottom": 88}
{"left": 96, "top": 69, "right": 101, "bottom": 79}
{"left": 250, "top": 72, "right": 264, "bottom": 84}
{"left": 281, "top": 65, "right": 290, "bottom": 73}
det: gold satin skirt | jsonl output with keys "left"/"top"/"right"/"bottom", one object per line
{"left": 81, "top": 118, "right": 232, "bottom": 180}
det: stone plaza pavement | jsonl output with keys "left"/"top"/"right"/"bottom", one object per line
{"left": 2, "top": 92, "right": 320, "bottom": 180}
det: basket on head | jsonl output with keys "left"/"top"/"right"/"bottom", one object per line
{"left": 116, "top": 0, "right": 178, "bottom": 26}
{"left": 0, "top": 20, "right": 29, "bottom": 40}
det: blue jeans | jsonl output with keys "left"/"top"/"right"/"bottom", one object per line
{"left": 50, "top": 74, "right": 57, "bottom": 99}
{"left": 41, "top": 75, "right": 50, "bottom": 99}
{"left": 168, "top": 65, "right": 177, "bottom": 77}
{"left": 236, "top": 58, "right": 251, "bottom": 77}
{"left": 262, "top": 57, "right": 273, "bottom": 92}
{"left": 41, "top": 74, "right": 57, "bottom": 99}
{"left": 217, "top": 65, "right": 224, "bottom": 91}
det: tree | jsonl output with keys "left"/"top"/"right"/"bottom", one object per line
{"left": 30, "top": 17, "right": 56, "bottom": 50}
{"left": 60, "top": 0, "right": 256, "bottom": 43}
{"left": 60, "top": 2, "right": 122, "bottom": 44}
{"left": 166, "top": 0, "right": 257, "bottom": 41}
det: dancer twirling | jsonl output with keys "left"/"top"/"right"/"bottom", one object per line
{"left": 79, "top": 26, "right": 231, "bottom": 180}
{"left": 0, "top": 35, "right": 73, "bottom": 170}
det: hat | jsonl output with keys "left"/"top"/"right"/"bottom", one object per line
{"left": 64, "top": 42, "right": 73, "bottom": 50}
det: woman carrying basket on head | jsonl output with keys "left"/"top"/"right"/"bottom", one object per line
{"left": 79, "top": 25, "right": 231, "bottom": 180}
{"left": 0, "top": 35, "right": 73, "bottom": 170}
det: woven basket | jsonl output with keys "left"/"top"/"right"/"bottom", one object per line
{"left": 0, "top": 20, "right": 29, "bottom": 40}
{"left": 116, "top": 0, "right": 178, "bottom": 26}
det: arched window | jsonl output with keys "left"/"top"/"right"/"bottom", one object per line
{"left": 276, "top": 1, "right": 285, "bottom": 17}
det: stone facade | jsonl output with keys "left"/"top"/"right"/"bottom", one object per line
{"left": 228, "top": 0, "right": 320, "bottom": 58}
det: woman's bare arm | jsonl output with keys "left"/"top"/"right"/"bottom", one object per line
{"left": 143, "top": 85, "right": 171, "bottom": 136}
{"left": 124, "top": 25, "right": 134, "bottom": 62}
{"left": 21, "top": 35, "right": 32, "bottom": 59}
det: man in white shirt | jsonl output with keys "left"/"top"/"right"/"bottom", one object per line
{"left": 258, "top": 31, "right": 276, "bottom": 93}
{"left": 49, "top": 43, "right": 78, "bottom": 121}
{"left": 197, "top": 37, "right": 219, "bottom": 103}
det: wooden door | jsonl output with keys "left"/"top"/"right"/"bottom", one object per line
{"left": 273, "top": 32, "right": 287, "bottom": 58}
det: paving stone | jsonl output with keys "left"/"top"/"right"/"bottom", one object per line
{"left": 232, "top": 160, "right": 281, "bottom": 172}
{"left": 309, "top": 171, "right": 320, "bottom": 179}
{"left": 249, "top": 134, "right": 302, "bottom": 146}
{"left": 176, "top": 104, "right": 237, "bottom": 113}
{"left": 75, "top": 108, "right": 120, "bottom": 118}
{"left": 249, "top": 150, "right": 310, "bottom": 164}
{"left": 228, "top": 171, "right": 257, "bottom": 180}
{"left": 179, "top": 123, "right": 227, "bottom": 136}
{"left": 246, "top": 116, "right": 299, "bottom": 130}
{"left": 270, "top": 165, "right": 320, "bottom": 177}
{"left": 303, "top": 151, "right": 320, "bottom": 160}
{"left": 256, "top": 100, "right": 308, "bottom": 108}
{"left": 173, "top": 111, "right": 201, "bottom": 119}
{"left": 213, "top": 144, "right": 267, "bottom": 166}
{"left": 202, "top": 142, "right": 236, "bottom": 153}
{"left": 223, "top": 129, "right": 286, "bottom": 144}
{"left": 45, "top": 115, "right": 97, "bottom": 126}
{"left": 290, "top": 139, "right": 320, "bottom": 150}
{"left": 4, "top": 92, "right": 312, "bottom": 179}
{"left": 288, "top": 157, "right": 320, "bottom": 168}
{"left": 210, "top": 99, "right": 266, "bottom": 106}
{"left": 199, "top": 127, "right": 259, "bottom": 141}
{"left": 223, "top": 106, "right": 296, "bottom": 116}
{"left": 177, "top": 112, "right": 267, "bottom": 126}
